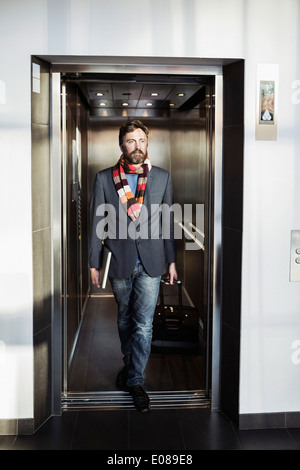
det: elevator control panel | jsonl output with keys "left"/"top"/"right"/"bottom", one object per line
{"left": 290, "top": 230, "right": 300, "bottom": 281}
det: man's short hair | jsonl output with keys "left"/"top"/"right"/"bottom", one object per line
{"left": 119, "top": 120, "right": 149, "bottom": 146}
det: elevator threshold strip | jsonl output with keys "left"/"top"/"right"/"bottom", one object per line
{"left": 62, "top": 390, "right": 210, "bottom": 411}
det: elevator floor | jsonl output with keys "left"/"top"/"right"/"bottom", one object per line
{"left": 68, "top": 294, "right": 204, "bottom": 393}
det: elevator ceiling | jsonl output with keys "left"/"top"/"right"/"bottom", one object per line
{"left": 65, "top": 73, "right": 211, "bottom": 119}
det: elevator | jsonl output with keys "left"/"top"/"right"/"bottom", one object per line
{"left": 57, "top": 67, "right": 216, "bottom": 410}
{"left": 31, "top": 55, "right": 245, "bottom": 422}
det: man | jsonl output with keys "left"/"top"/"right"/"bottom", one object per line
{"left": 89, "top": 120, "right": 177, "bottom": 413}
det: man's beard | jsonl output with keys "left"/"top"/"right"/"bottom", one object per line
{"left": 123, "top": 149, "right": 147, "bottom": 165}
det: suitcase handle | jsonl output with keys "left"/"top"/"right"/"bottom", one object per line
{"left": 160, "top": 279, "right": 182, "bottom": 285}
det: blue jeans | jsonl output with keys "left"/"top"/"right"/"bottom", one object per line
{"left": 110, "top": 262, "right": 161, "bottom": 387}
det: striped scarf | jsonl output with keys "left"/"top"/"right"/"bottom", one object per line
{"left": 112, "top": 155, "right": 152, "bottom": 222}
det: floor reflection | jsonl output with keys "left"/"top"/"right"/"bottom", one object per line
{"left": 68, "top": 295, "right": 204, "bottom": 392}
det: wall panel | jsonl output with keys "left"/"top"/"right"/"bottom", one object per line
{"left": 31, "top": 57, "right": 52, "bottom": 432}
{"left": 220, "top": 60, "right": 244, "bottom": 425}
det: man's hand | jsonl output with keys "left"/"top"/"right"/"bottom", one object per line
{"left": 90, "top": 268, "right": 101, "bottom": 288}
{"left": 167, "top": 262, "right": 178, "bottom": 285}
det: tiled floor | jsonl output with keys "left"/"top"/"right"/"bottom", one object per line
{"left": 2, "top": 293, "right": 299, "bottom": 453}
{"left": 1, "top": 407, "right": 300, "bottom": 451}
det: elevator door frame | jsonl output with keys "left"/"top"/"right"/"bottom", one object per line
{"left": 48, "top": 56, "right": 225, "bottom": 413}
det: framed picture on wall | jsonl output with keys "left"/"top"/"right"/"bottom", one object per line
{"left": 259, "top": 80, "right": 275, "bottom": 125}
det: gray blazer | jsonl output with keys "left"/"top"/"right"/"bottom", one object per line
{"left": 89, "top": 165, "right": 176, "bottom": 278}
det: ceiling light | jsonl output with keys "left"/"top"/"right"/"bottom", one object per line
{"left": 96, "top": 92, "right": 104, "bottom": 96}
{"left": 99, "top": 102, "right": 106, "bottom": 106}
{"left": 146, "top": 102, "right": 153, "bottom": 106}
{"left": 177, "top": 93, "right": 185, "bottom": 97}
{"left": 122, "top": 102, "right": 129, "bottom": 106}
{"left": 169, "top": 103, "right": 175, "bottom": 107}
{"left": 150, "top": 92, "right": 159, "bottom": 96}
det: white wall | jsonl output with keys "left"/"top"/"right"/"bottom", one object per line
{"left": 240, "top": 1, "right": 300, "bottom": 413}
{"left": 0, "top": 0, "right": 299, "bottom": 419}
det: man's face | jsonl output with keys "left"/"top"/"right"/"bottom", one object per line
{"left": 121, "top": 128, "right": 148, "bottom": 164}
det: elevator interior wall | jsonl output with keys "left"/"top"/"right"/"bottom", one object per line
{"left": 62, "top": 81, "right": 89, "bottom": 365}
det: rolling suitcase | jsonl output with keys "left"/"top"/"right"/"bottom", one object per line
{"left": 152, "top": 279, "right": 200, "bottom": 350}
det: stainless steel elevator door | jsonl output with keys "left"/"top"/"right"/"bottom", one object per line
{"left": 61, "top": 81, "right": 89, "bottom": 374}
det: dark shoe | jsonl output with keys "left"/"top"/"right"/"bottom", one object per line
{"left": 115, "top": 366, "right": 128, "bottom": 390}
{"left": 129, "top": 385, "right": 150, "bottom": 413}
